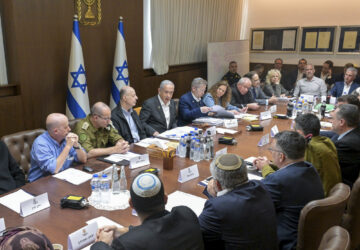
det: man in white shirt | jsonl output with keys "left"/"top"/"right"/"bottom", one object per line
{"left": 293, "top": 64, "right": 327, "bottom": 98}
{"left": 140, "top": 80, "right": 178, "bottom": 136}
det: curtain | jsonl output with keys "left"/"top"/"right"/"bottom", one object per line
{"left": 150, "top": 0, "right": 243, "bottom": 75}
{"left": 0, "top": 15, "right": 8, "bottom": 85}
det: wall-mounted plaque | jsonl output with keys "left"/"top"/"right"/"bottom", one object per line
{"left": 300, "top": 27, "right": 336, "bottom": 53}
{"left": 337, "top": 26, "right": 360, "bottom": 53}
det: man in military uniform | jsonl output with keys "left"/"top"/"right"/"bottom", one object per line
{"left": 75, "top": 102, "right": 129, "bottom": 159}
{"left": 222, "top": 61, "right": 241, "bottom": 87}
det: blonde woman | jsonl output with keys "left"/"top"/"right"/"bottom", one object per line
{"left": 263, "top": 69, "right": 288, "bottom": 97}
{"left": 203, "top": 81, "right": 243, "bottom": 114}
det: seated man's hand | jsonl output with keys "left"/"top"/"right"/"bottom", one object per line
{"left": 153, "top": 131, "right": 160, "bottom": 136}
{"left": 247, "top": 103, "right": 260, "bottom": 110}
{"left": 269, "top": 96, "right": 277, "bottom": 104}
{"left": 114, "top": 227, "right": 129, "bottom": 238}
{"left": 229, "top": 110, "right": 240, "bottom": 115}
{"left": 240, "top": 107, "right": 248, "bottom": 113}
{"left": 96, "top": 226, "right": 117, "bottom": 244}
{"left": 207, "top": 178, "right": 218, "bottom": 197}
{"left": 114, "top": 140, "right": 129, "bottom": 154}
{"left": 253, "top": 156, "right": 270, "bottom": 171}
{"left": 200, "top": 106, "right": 212, "bottom": 113}
{"left": 65, "top": 132, "right": 78, "bottom": 148}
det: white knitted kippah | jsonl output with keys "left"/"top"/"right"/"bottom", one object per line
{"left": 132, "top": 173, "right": 161, "bottom": 198}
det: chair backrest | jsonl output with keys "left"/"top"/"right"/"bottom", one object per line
{"left": 318, "top": 226, "right": 350, "bottom": 250}
{"left": 342, "top": 176, "right": 360, "bottom": 250}
{"left": 68, "top": 118, "right": 81, "bottom": 132}
{"left": 1, "top": 129, "right": 45, "bottom": 179}
{"left": 173, "top": 98, "right": 179, "bottom": 117}
{"left": 297, "top": 183, "right": 351, "bottom": 250}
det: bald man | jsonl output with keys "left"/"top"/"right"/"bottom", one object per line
{"left": 28, "top": 113, "right": 87, "bottom": 182}
{"left": 75, "top": 102, "right": 129, "bottom": 159}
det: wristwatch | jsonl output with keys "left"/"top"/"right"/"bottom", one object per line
{"left": 73, "top": 145, "right": 81, "bottom": 150}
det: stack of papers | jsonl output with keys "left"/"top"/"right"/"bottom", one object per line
{"left": 135, "top": 138, "right": 170, "bottom": 149}
{"left": 0, "top": 189, "right": 33, "bottom": 214}
{"left": 166, "top": 191, "right": 206, "bottom": 216}
{"left": 53, "top": 168, "right": 93, "bottom": 185}
{"left": 158, "top": 126, "right": 197, "bottom": 140}
{"left": 216, "top": 128, "right": 238, "bottom": 134}
{"left": 193, "top": 117, "right": 224, "bottom": 126}
{"left": 104, "top": 152, "right": 141, "bottom": 162}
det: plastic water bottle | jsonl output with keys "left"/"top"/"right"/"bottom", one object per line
{"left": 292, "top": 100, "right": 297, "bottom": 118}
{"left": 178, "top": 136, "right": 187, "bottom": 158}
{"left": 303, "top": 100, "right": 308, "bottom": 114}
{"left": 193, "top": 139, "right": 201, "bottom": 162}
{"left": 207, "top": 131, "right": 214, "bottom": 159}
{"left": 90, "top": 174, "right": 100, "bottom": 205}
{"left": 119, "top": 165, "right": 127, "bottom": 192}
{"left": 190, "top": 137, "right": 196, "bottom": 160}
{"left": 200, "top": 137, "right": 206, "bottom": 160}
{"left": 100, "top": 174, "right": 111, "bottom": 204}
{"left": 296, "top": 101, "right": 302, "bottom": 117}
{"left": 111, "top": 164, "right": 121, "bottom": 194}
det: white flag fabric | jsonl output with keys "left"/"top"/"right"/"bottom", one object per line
{"left": 66, "top": 15, "right": 90, "bottom": 119}
{"left": 109, "top": 17, "right": 130, "bottom": 110}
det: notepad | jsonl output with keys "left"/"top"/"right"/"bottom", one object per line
{"left": 0, "top": 189, "right": 34, "bottom": 214}
{"left": 166, "top": 191, "right": 206, "bottom": 216}
{"left": 53, "top": 168, "right": 93, "bottom": 185}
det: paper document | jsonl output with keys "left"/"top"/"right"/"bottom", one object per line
{"left": 166, "top": 191, "right": 206, "bottom": 216}
{"left": 53, "top": 168, "right": 92, "bottom": 185}
{"left": 86, "top": 216, "right": 123, "bottom": 229}
{"left": 193, "top": 117, "right": 224, "bottom": 126}
{"left": 135, "top": 138, "right": 170, "bottom": 149}
{"left": 0, "top": 189, "right": 34, "bottom": 214}
{"left": 104, "top": 152, "right": 141, "bottom": 162}
{"left": 158, "top": 126, "right": 196, "bottom": 140}
{"left": 235, "top": 113, "right": 258, "bottom": 121}
{"left": 216, "top": 128, "right": 238, "bottom": 134}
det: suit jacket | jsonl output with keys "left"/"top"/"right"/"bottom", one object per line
{"left": 91, "top": 206, "right": 204, "bottom": 250}
{"left": 333, "top": 127, "right": 360, "bottom": 187}
{"left": 139, "top": 96, "right": 177, "bottom": 136}
{"left": 283, "top": 69, "right": 305, "bottom": 92}
{"left": 111, "top": 105, "right": 147, "bottom": 144}
{"left": 334, "top": 72, "right": 360, "bottom": 84}
{"left": 199, "top": 180, "right": 278, "bottom": 250}
{"left": 250, "top": 86, "right": 270, "bottom": 105}
{"left": 262, "top": 161, "right": 324, "bottom": 250}
{"left": 230, "top": 85, "right": 255, "bottom": 108}
{"left": 330, "top": 81, "right": 360, "bottom": 97}
{"left": 178, "top": 91, "right": 207, "bottom": 126}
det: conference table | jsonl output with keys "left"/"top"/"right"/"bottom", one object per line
{"left": 0, "top": 102, "right": 304, "bottom": 247}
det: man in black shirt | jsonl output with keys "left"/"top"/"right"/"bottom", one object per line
{"left": 222, "top": 61, "right": 241, "bottom": 87}
{"left": 230, "top": 77, "right": 260, "bottom": 110}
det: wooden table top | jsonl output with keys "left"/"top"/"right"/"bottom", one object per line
{"left": 0, "top": 102, "right": 298, "bottom": 247}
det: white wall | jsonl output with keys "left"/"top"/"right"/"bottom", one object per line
{"left": 246, "top": 0, "right": 360, "bottom": 67}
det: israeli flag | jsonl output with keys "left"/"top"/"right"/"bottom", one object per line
{"left": 66, "top": 15, "right": 90, "bottom": 119}
{"left": 109, "top": 16, "right": 130, "bottom": 110}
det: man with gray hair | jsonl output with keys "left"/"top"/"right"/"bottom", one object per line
{"left": 111, "top": 86, "right": 147, "bottom": 143}
{"left": 254, "top": 131, "right": 324, "bottom": 250}
{"left": 140, "top": 80, "right": 177, "bottom": 136}
{"left": 293, "top": 63, "right": 327, "bottom": 98}
{"left": 178, "top": 77, "right": 212, "bottom": 126}
{"left": 331, "top": 104, "right": 360, "bottom": 186}
{"left": 75, "top": 102, "right": 129, "bottom": 158}
{"left": 230, "top": 77, "right": 260, "bottom": 110}
{"left": 199, "top": 153, "right": 278, "bottom": 250}
{"left": 29, "top": 113, "right": 87, "bottom": 182}
{"left": 331, "top": 67, "right": 360, "bottom": 97}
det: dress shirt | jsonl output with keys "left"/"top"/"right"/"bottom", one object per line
{"left": 342, "top": 82, "right": 353, "bottom": 95}
{"left": 293, "top": 76, "right": 327, "bottom": 97}
{"left": 337, "top": 128, "right": 355, "bottom": 141}
{"left": 157, "top": 95, "right": 170, "bottom": 128}
{"left": 122, "top": 108, "right": 140, "bottom": 142}
{"left": 29, "top": 131, "right": 80, "bottom": 182}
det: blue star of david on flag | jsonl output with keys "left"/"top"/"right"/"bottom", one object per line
{"left": 70, "top": 64, "right": 87, "bottom": 93}
{"left": 115, "top": 61, "right": 129, "bottom": 85}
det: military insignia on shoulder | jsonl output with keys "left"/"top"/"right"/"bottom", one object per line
{"left": 82, "top": 122, "right": 89, "bottom": 130}
{"left": 79, "top": 133, "right": 87, "bottom": 142}
{"left": 108, "top": 121, "right": 115, "bottom": 129}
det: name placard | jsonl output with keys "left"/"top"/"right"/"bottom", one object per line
{"left": 215, "top": 147, "right": 227, "bottom": 158}
{"left": 260, "top": 111, "right": 272, "bottom": 121}
{"left": 270, "top": 125, "right": 279, "bottom": 137}
{"left": 224, "top": 119, "right": 238, "bottom": 128}
{"left": 330, "top": 96, "right": 337, "bottom": 105}
{"left": 269, "top": 105, "right": 277, "bottom": 113}
{"left": 258, "top": 134, "right": 270, "bottom": 147}
{"left": 0, "top": 218, "right": 5, "bottom": 236}
{"left": 205, "top": 126, "right": 216, "bottom": 136}
{"left": 20, "top": 193, "right": 50, "bottom": 217}
{"left": 130, "top": 154, "right": 150, "bottom": 169}
{"left": 68, "top": 222, "right": 98, "bottom": 250}
{"left": 178, "top": 165, "right": 199, "bottom": 183}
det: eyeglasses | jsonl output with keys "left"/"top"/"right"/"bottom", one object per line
{"left": 267, "top": 147, "right": 282, "bottom": 153}
{"left": 96, "top": 114, "right": 111, "bottom": 121}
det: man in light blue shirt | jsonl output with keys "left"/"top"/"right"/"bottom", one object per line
{"left": 293, "top": 64, "right": 327, "bottom": 98}
{"left": 28, "top": 113, "right": 87, "bottom": 182}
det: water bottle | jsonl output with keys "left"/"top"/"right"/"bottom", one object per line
{"left": 178, "top": 136, "right": 187, "bottom": 158}
{"left": 193, "top": 139, "right": 201, "bottom": 162}
{"left": 100, "top": 174, "right": 111, "bottom": 204}
{"left": 303, "top": 100, "right": 308, "bottom": 114}
{"left": 190, "top": 137, "right": 196, "bottom": 160}
{"left": 320, "top": 101, "right": 327, "bottom": 120}
{"left": 207, "top": 131, "right": 215, "bottom": 159}
{"left": 296, "top": 101, "right": 302, "bottom": 117}
{"left": 292, "top": 100, "right": 297, "bottom": 118}
{"left": 119, "top": 165, "right": 127, "bottom": 192}
{"left": 111, "top": 164, "right": 121, "bottom": 194}
{"left": 200, "top": 137, "right": 206, "bottom": 160}
{"left": 286, "top": 102, "right": 294, "bottom": 117}
{"left": 186, "top": 133, "right": 192, "bottom": 158}
{"left": 90, "top": 174, "right": 100, "bottom": 205}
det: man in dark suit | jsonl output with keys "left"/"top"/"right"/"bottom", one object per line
{"left": 331, "top": 67, "right": 360, "bottom": 97}
{"left": 254, "top": 131, "right": 324, "bottom": 250}
{"left": 111, "top": 86, "right": 147, "bottom": 144}
{"left": 177, "top": 77, "right": 211, "bottom": 126}
{"left": 334, "top": 63, "right": 360, "bottom": 84}
{"left": 283, "top": 58, "right": 307, "bottom": 92}
{"left": 199, "top": 153, "right": 278, "bottom": 250}
{"left": 331, "top": 104, "right": 360, "bottom": 187}
{"left": 140, "top": 80, "right": 177, "bottom": 136}
{"left": 91, "top": 173, "right": 204, "bottom": 250}
{"left": 315, "top": 60, "right": 335, "bottom": 91}
{"left": 230, "top": 77, "right": 260, "bottom": 110}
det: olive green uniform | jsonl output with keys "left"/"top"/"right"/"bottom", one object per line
{"left": 74, "top": 115, "right": 123, "bottom": 152}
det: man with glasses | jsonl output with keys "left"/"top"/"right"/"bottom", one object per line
{"left": 29, "top": 113, "right": 87, "bottom": 182}
{"left": 75, "top": 102, "right": 129, "bottom": 159}
{"left": 253, "top": 131, "right": 324, "bottom": 250}
{"left": 230, "top": 77, "right": 260, "bottom": 110}
{"left": 111, "top": 86, "right": 147, "bottom": 143}
{"left": 178, "top": 77, "right": 212, "bottom": 126}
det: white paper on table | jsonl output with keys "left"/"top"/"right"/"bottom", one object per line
{"left": 135, "top": 138, "right": 170, "bottom": 149}
{"left": 0, "top": 189, "right": 34, "bottom": 214}
{"left": 158, "top": 126, "right": 196, "bottom": 140}
{"left": 86, "top": 216, "right": 123, "bottom": 229}
{"left": 0, "top": 218, "right": 5, "bottom": 236}
{"left": 320, "top": 121, "right": 332, "bottom": 128}
{"left": 53, "top": 168, "right": 92, "bottom": 185}
{"left": 166, "top": 191, "right": 206, "bottom": 217}
{"left": 234, "top": 113, "right": 258, "bottom": 120}
{"left": 104, "top": 152, "right": 141, "bottom": 162}
{"left": 193, "top": 117, "right": 224, "bottom": 126}
{"left": 248, "top": 173, "right": 262, "bottom": 180}
{"left": 216, "top": 128, "right": 238, "bottom": 134}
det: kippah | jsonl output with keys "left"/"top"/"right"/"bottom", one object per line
{"left": 215, "top": 154, "right": 243, "bottom": 171}
{"left": 131, "top": 173, "right": 161, "bottom": 198}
